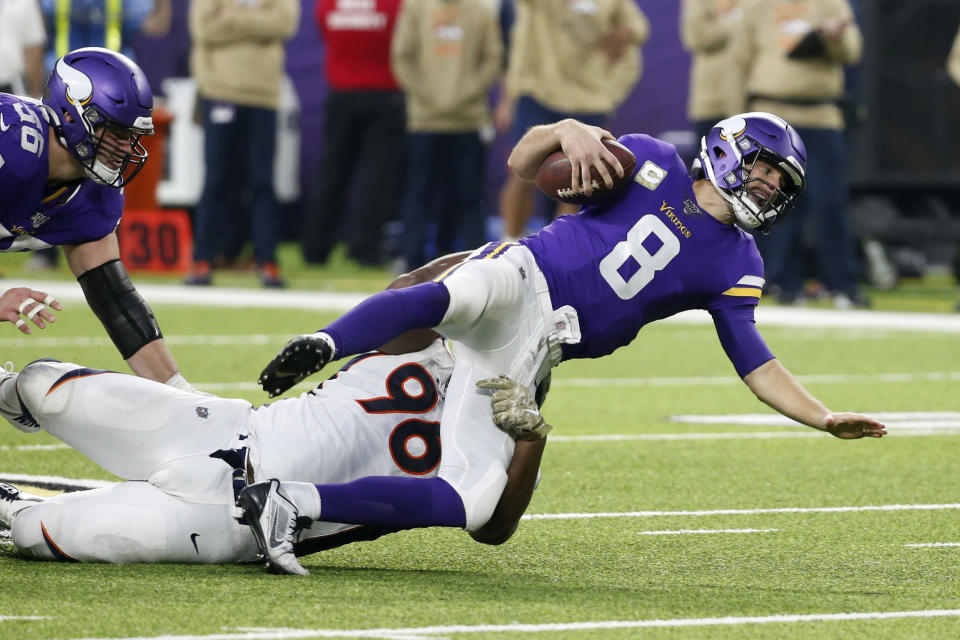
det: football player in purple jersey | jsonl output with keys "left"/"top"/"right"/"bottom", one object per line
{"left": 0, "top": 47, "right": 193, "bottom": 390}
{"left": 247, "top": 113, "right": 887, "bottom": 575}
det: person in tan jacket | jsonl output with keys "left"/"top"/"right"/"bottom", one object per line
{"left": 186, "top": 0, "right": 299, "bottom": 288}
{"left": 681, "top": 0, "right": 746, "bottom": 142}
{"left": 496, "top": 0, "right": 649, "bottom": 240}
{"left": 731, "top": 0, "right": 867, "bottom": 309}
{"left": 391, "top": 0, "right": 503, "bottom": 269}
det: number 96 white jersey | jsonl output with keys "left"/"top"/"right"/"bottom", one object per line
{"left": 248, "top": 339, "right": 455, "bottom": 486}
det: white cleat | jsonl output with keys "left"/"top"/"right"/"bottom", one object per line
{"left": 0, "top": 482, "right": 44, "bottom": 528}
{"left": 238, "top": 479, "right": 309, "bottom": 576}
{"left": 0, "top": 362, "right": 38, "bottom": 433}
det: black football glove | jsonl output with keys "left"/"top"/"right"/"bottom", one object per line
{"left": 259, "top": 333, "right": 334, "bottom": 398}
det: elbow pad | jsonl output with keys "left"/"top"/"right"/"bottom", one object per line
{"left": 77, "top": 259, "right": 162, "bottom": 359}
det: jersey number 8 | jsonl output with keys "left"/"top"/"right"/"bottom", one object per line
{"left": 598, "top": 214, "right": 680, "bottom": 300}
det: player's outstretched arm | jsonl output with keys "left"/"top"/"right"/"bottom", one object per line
{"left": 743, "top": 359, "right": 887, "bottom": 439}
{"left": 0, "top": 287, "right": 62, "bottom": 334}
{"left": 63, "top": 234, "right": 191, "bottom": 388}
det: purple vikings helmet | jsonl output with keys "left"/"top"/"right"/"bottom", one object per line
{"left": 693, "top": 112, "right": 806, "bottom": 234}
{"left": 42, "top": 47, "right": 154, "bottom": 187}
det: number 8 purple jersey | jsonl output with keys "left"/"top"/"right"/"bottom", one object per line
{"left": 519, "top": 134, "right": 766, "bottom": 363}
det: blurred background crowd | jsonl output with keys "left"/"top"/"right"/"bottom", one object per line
{"left": 2, "top": 0, "right": 960, "bottom": 308}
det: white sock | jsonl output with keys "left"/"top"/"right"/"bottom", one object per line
{"left": 280, "top": 481, "right": 322, "bottom": 520}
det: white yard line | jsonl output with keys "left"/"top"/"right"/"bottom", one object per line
{"left": 550, "top": 429, "right": 960, "bottom": 442}
{"left": 0, "top": 474, "right": 113, "bottom": 491}
{"left": 64, "top": 609, "right": 960, "bottom": 640}
{"left": 0, "top": 616, "right": 51, "bottom": 621}
{"left": 905, "top": 543, "right": 960, "bottom": 548}
{"left": 3, "top": 278, "right": 960, "bottom": 331}
{"left": 671, "top": 411, "right": 960, "bottom": 426}
{"left": 521, "top": 503, "right": 960, "bottom": 521}
{"left": 0, "top": 443, "right": 69, "bottom": 452}
{"left": 557, "top": 371, "right": 960, "bottom": 388}
{"left": 637, "top": 528, "right": 778, "bottom": 535}
{"left": 1, "top": 472, "right": 955, "bottom": 522}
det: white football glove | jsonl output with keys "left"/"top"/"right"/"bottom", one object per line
{"left": 476, "top": 375, "right": 552, "bottom": 441}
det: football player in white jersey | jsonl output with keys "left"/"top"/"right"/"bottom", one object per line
{"left": 0, "top": 339, "right": 548, "bottom": 566}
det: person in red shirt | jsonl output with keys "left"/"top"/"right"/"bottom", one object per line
{"left": 302, "top": 0, "right": 406, "bottom": 267}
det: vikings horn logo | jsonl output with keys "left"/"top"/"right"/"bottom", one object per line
{"left": 55, "top": 58, "right": 94, "bottom": 108}
{"left": 716, "top": 116, "right": 747, "bottom": 141}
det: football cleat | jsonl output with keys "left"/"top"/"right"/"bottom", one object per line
{"left": 238, "top": 479, "right": 309, "bottom": 576}
{"left": 0, "top": 482, "right": 44, "bottom": 528}
{"left": 258, "top": 333, "right": 334, "bottom": 398}
{"left": 0, "top": 362, "right": 39, "bottom": 433}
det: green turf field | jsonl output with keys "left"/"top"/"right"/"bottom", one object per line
{"left": 1, "top": 254, "right": 959, "bottom": 640}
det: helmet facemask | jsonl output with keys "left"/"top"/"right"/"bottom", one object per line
{"left": 76, "top": 110, "right": 152, "bottom": 187}
{"left": 722, "top": 149, "right": 801, "bottom": 234}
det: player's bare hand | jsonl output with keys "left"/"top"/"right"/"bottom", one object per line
{"left": 477, "top": 375, "right": 552, "bottom": 441}
{"left": 824, "top": 412, "right": 887, "bottom": 439}
{"left": 556, "top": 120, "right": 621, "bottom": 195}
{"left": 258, "top": 333, "right": 334, "bottom": 398}
{"left": 0, "top": 288, "right": 62, "bottom": 334}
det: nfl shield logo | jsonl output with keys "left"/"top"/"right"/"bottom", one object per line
{"left": 196, "top": 407, "right": 209, "bottom": 419}
{"left": 31, "top": 212, "right": 50, "bottom": 228}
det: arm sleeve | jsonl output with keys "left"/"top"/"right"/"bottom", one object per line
{"left": 618, "top": 0, "right": 650, "bottom": 46}
{"left": 823, "top": 0, "right": 861, "bottom": 64}
{"left": 389, "top": 0, "right": 417, "bottom": 91}
{"left": 680, "top": 0, "right": 733, "bottom": 54}
{"left": 191, "top": 0, "right": 299, "bottom": 45}
{"left": 710, "top": 304, "right": 775, "bottom": 379}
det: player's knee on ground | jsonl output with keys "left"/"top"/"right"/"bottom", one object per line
{"left": 441, "top": 255, "right": 526, "bottom": 333}
{"left": 444, "top": 463, "right": 509, "bottom": 532}
{"left": 11, "top": 500, "right": 68, "bottom": 561}
{"left": 16, "top": 360, "right": 82, "bottom": 420}
{"left": 12, "top": 494, "right": 179, "bottom": 564}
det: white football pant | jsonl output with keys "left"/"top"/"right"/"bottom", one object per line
{"left": 436, "top": 243, "right": 561, "bottom": 530}
{"left": 9, "top": 360, "right": 256, "bottom": 563}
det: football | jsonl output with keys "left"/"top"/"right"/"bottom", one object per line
{"left": 535, "top": 139, "right": 637, "bottom": 205}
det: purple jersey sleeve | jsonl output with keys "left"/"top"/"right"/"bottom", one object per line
{"left": 710, "top": 304, "right": 775, "bottom": 378}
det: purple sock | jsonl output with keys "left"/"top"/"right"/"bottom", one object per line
{"left": 314, "top": 476, "right": 466, "bottom": 529}
{"left": 323, "top": 282, "right": 450, "bottom": 358}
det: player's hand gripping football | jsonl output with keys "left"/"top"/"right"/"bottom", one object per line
{"left": 258, "top": 333, "right": 334, "bottom": 398}
{"left": 477, "top": 375, "right": 552, "bottom": 441}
